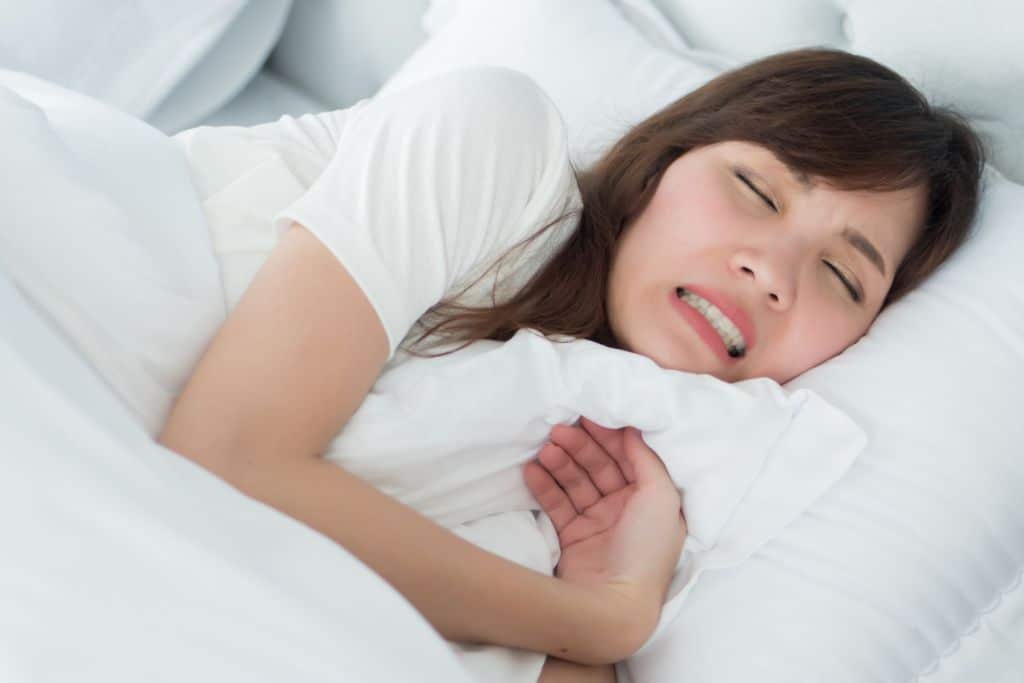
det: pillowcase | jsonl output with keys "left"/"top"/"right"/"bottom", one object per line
{"left": 381, "top": 1, "right": 1024, "bottom": 680}
{"left": 380, "top": 0, "right": 720, "bottom": 170}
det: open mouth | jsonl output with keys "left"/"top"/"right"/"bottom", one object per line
{"left": 675, "top": 287, "right": 747, "bottom": 358}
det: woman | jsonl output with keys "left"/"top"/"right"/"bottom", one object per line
{"left": 160, "top": 48, "right": 983, "bottom": 680}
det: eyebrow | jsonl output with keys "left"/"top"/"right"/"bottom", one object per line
{"left": 842, "top": 227, "right": 887, "bottom": 277}
{"left": 768, "top": 161, "right": 889, "bottom": 278}
{"left": 786, "top": 166, "right": 814, "bottom": 191}
{"left": 780, "top": 164, "right": 887, "bottom": 277}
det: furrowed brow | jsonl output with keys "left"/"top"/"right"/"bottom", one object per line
{"left": 781, "top": 163, "right": 888, "bottom": 277}
{"left": 842, "top": 227, "right": 887, "bottom": 277}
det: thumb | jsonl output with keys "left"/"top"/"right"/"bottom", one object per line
{"left": 622, "top": 427, "right": 669, "bottom": 486}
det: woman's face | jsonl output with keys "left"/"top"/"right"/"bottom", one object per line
{"left": 606, "top": 141, "right": 926, "bottom": 384}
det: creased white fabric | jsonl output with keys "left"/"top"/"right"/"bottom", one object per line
{"left": 329, "top": 328, "right": 866, "bottom": 679}
{"left": 337, "top": 329, "right": 865, "bottom": 554}
{"left": 0, "top": 73, "right": 470, "bottom": 683}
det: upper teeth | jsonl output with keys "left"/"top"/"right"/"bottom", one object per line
{"left": 676, "top": 288, "right": 747, "bottom": 357}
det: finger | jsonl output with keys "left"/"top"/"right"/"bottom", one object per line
{"left": 578, "top": 418, "right": 632, "bottom": 490}
{"left": 578, "top": 417, "right": 626, "bottom": 458}
{"left": 537, "top": 441, "right": 602, "bottom": 512}
{"left": 621, "top": 430, "right": 686, "bottom": 541}
{"left": 549, "top": 423, "right": 628, "bottom": 495}
{"left": 523, "top": 461, "right": 578, "bottom": 531}
{"left": 619, "top": 428, "right": 657, "bottom": 483}
{"left": 623, "top": 427, "right": 679, "bottom": 488}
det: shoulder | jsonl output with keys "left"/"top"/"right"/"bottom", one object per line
{"left": 378, "top": 66, "right": 571, "bottom": 169}
{"left": 389, "top": 65, "right": 564, "bottom": 126}
{"left": 364, "top": 65, "right": 580, "bottom": 254}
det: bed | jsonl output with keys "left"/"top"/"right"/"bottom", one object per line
{"left": 2, "top": 1, "right": 1022, "bottom": 681}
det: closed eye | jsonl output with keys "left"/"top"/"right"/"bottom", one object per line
{"left": 824, "top": 260, "right": 862, "bottom": 303}
{"left": 734, "top": 171, "right": 778, "bottom": 212}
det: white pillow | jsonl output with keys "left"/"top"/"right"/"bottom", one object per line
{"left": 269, "top": 0, "right": 433, "bottom": 110}
{"left": 632, "top": 168, "right": 1024, "bottom": 682}
{"left": 380, "top": 0, "right": 720, "bottom": 170}
{"left": 382, "top": 1, "right": 1024, "bottom": 680}
{"left": 0, "top": 1, "right": 242, "bottom": 118}
{"left": 147, "top": 0, "right": 295, "bottom": 133}
{"left": 0, "top": 69, "right": 225, "bottom": 435}
{"left": 647, "top": 0, "right": 1024, "bottom": 184}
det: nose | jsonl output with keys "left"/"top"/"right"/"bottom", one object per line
{"left": 729, "top": 245, "right": 799, "bottom": 310}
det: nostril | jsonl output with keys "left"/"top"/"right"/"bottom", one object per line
{"left": 741, "top": 266, "right": 754, "bottom": 276}
{"left": 769, "top": 293, "right": 779, "bottom": 302}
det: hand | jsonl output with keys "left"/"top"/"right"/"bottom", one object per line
{"left": 524, "top": 419, "right": 687, "bottom": 644}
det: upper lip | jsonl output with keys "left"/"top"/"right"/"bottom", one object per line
{"left": 682, "top": 284, "right": 757, "bottom": 352}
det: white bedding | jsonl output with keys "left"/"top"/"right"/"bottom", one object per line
{"left": 5, "top": 2, "right": 1024, "bottom": 672}
{"left": 0, "top": 273, "right": 473, "bottom": 682}
{"left": 0, "top": 64, "right": 868, "bottom": 681}
{"left": 0, "top": 274, "right": 477, "bottom": 679}
{"left": 330, "top": 329, "right": 866, "bottom": 681}
{"left": 0, "top": 69, "right": 474, "bottom": 683}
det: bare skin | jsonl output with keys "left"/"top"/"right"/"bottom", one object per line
{"left": 608, "top": 141, "right": 925, "bottom": 383}
{"left": 530, "top": 418, "right": 674, "bottom": 682}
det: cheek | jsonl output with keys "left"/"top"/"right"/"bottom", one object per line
{"left": 784, "top": 305, "right": 867, "bottom": 372}
{"left": 647, "top": 173, "right": 737, "bottom": 248}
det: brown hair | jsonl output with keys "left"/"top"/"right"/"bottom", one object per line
{"left": 407, "top": 48, "right": 985, "bottom": 356}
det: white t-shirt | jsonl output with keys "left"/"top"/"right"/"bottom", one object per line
{"left": 174, "top": 66, "right": 582, "bottom": 362}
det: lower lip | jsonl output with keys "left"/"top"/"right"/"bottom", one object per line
{"left": 668, "top": 290, "right": 739, "bottom": 363}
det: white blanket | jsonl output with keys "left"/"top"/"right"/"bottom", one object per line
{"left": 0, "top": 71, "right": 475, "bottom": 683}
{"left": 330, "top": 329, "right": 866, "bottom": 681}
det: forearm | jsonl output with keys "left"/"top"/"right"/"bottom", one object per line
{"left": 187, "top": 450, "right": 648, "bottom": 663}
{"left": 539, "top": 658, "right": 617, "bottom": 683}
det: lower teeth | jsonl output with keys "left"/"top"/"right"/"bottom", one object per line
{"left": 676, "top": 288, "right": 746, "bottom": 358}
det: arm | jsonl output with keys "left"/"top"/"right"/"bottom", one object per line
{"left": 527, "top": 418, "right": 689, "bottom": 683}
{"left": 158, "top": 225, "right": 657, "bottom": 664}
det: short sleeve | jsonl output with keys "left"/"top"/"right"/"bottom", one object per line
{"left": 273, "top": 67, "right": 580, "bottom": 358}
